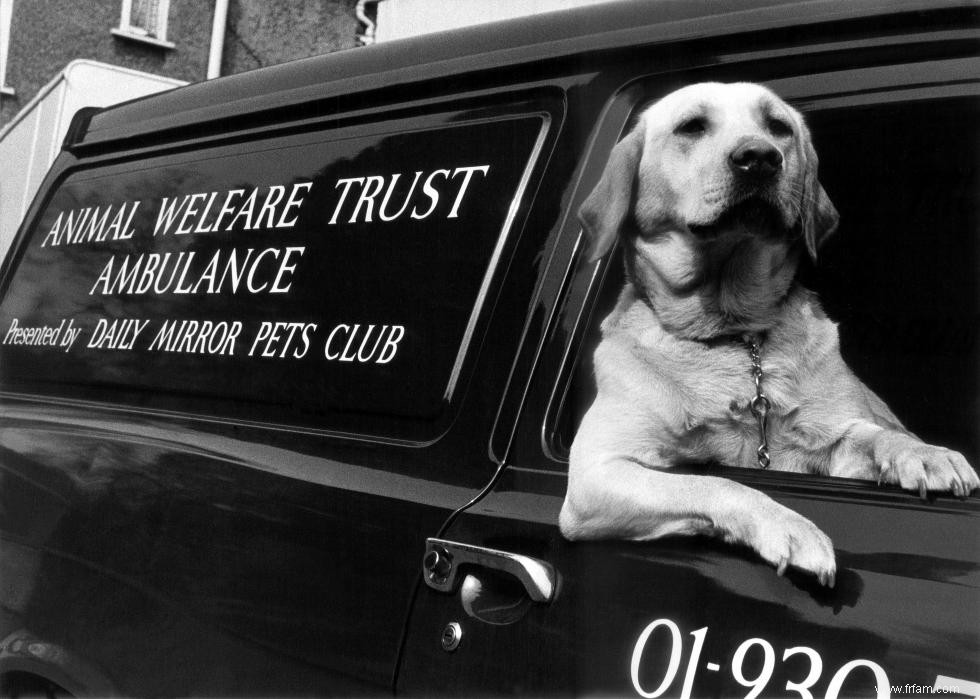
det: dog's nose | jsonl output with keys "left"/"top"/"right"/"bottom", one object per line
{"left": 729, "top": 139, "right": 783, "bottom": 178}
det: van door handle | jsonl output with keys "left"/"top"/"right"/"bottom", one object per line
{"left": 422, "top": 537, "right": 556, "bottom": 603}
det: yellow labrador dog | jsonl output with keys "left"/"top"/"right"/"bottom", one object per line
{"left": 560, "top": 82, "right": 978, "bottom": 587}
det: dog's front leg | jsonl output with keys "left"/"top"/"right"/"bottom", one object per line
{"left": 820, "top": 371, "right": 979, "bottom": 497}
{"left": 830, "top": 419, "right": 979, "bottom": 498}
{"left": 563, "top": 415, "right": 837, "bottom": 585}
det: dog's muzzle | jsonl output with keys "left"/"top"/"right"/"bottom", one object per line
{"left": 687, "top": 197, "right": 787, "bottom": 239}
{"left": 687, "top": 139, "right": 793, "bottom": 238}
{"left": 729, "top": 138, "right": 783, "bottom": 180}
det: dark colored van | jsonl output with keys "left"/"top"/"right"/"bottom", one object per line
{"left": 1, "top": 0, "right": 978, "bottom": 696}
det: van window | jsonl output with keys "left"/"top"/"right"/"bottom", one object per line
{"left": 0, "top": 113, "right": 549, "bottom": 437}
{"left": 551, "top": 94, "right": 979, "bottom": 471}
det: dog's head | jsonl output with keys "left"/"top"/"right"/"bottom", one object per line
{"left": 581, "top": 82, "right": 839, "bottom": 263}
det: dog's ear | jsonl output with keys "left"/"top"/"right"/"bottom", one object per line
{"left": 799, "top": 124, "right": 840, "bottom": 260}
{"left": 579, "top": 126, "right": 645, "bottom": 263}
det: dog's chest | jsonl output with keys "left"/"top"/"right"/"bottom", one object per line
{"left": 666, "top": 340, "right": 811, "bottom": 471}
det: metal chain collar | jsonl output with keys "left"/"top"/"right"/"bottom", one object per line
{"left": 744, "top": 336, "right": 772, "bottom": 469}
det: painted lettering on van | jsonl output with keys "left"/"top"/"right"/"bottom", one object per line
{"left": 324, "top": 323, "right": 404, "bottom": 364}
{"left": 153, "top": 183, "right": 313, "bottom": 236}
{"left": 87, "top": 318, "right": 150, "bottom": 350}
{"left": 248, "top": 321, "right": 318, "bottom": 359}
{"left": 327, "top": 165, "right": 489, "bottom": 224}
{"left": 37, "top": 182, "right": 313, "bottom": 248}
{"left": 148, "top": 319, "right": 243, "bottom": 356}
{"left": 2, "top": 317, "right": 81, "bottom": 352}
{"left": 87, "top": 246, "right": 305, "bottom": 296}
{"left": 40, "top": 201, "right": 141, "bottom": 247}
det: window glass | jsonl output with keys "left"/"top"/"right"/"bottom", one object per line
{"left": 0, "top": 114, "right": 548, "bottom": 436}
{"left": 0, "top": 0, "right": 12, "bottom": 92}
{"left": 553, "top": 96, "right": 979, "bottom": 469}
{"left": 121, "top": 0, "right": 169, "bottom": 40}
{"left": 801, "top": 97, "right": 978, "bottom": 464}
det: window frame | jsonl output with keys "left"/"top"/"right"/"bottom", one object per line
{"left": 111, "top": 0, "right": 175, "bottom": 50}
{"left": 0, "top": 0, "right": 14, "bottom": 96}
{"left": 0, "top": 100, "right": 556, "bottom": 445}
{"left": 535, "top": 58, "right": 980, "bottom": 493}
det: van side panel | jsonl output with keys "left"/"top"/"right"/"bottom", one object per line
{"left": 0, "top": 413, "right": 450, "bottom": 694}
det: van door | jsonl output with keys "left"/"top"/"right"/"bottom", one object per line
{"left": 397, "top": 63, "right": 980, "bottom": 698}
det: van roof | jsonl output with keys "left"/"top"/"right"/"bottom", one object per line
{"left": 81, "top": 0, "right": 972, "bottom": 147}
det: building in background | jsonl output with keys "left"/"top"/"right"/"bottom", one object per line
{"left": 374, "top": 0, "right": 615, "bottom": 42}
{"left": 0, "top": 0, "right": 361, "bottom": 258}
{"left": 0, "top": 0, "right": 613, "bottom": 260}
{"left": 0, "top": 0, "right": 362, "bottom": 129}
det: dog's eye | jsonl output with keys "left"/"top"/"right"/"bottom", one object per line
{"left": 767, "top": 117, "right": 793, "bottom": 137}
{"left": 675, "top": 117, "right": 707, "bottom": 137}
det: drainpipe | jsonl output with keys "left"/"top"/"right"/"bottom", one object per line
{"left": 207, "top": 0, "right": 229, "bottom": 79}
{"left": 356, "top": 0, "right": 377, "bottom": 46}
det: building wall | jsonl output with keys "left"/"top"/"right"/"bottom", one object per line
{"left": 0, "top": 0, "right": 363, "bottom": 261}
{"left": 375, "top": 0, "right": 616, "bottom": 43}
{"left": 0, "top": 0, "right": 360, "bottom": 130}
{"left": 222, "top": 0, "right": 358, "bottom": 75}
{"left": 0, "top": 0, "right": 207, "bottom": 127}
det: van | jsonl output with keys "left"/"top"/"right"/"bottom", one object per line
{"left": 1, "top": 0, "right": 977, "bottom": 696}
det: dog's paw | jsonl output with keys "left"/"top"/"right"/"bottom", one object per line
{"left": 873, "top": 432, "right": 979, "bottom": 499}
{"left": 745, "top": 502, "right": 837, "bottom": 587}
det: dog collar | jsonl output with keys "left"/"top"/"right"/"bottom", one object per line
{"left": 743, "top": 334, "right": 772, "bottom": 469}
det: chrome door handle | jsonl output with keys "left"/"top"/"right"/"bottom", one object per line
{"left": 422, "top": 537, "right": 556, "bottom": 603}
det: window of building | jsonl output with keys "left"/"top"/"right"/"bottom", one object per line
{"left": 0, "top": 0, "right": 14, "bottom": 96}
{"left": 111, "top": 0, "right": 174, "bottom": 49}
